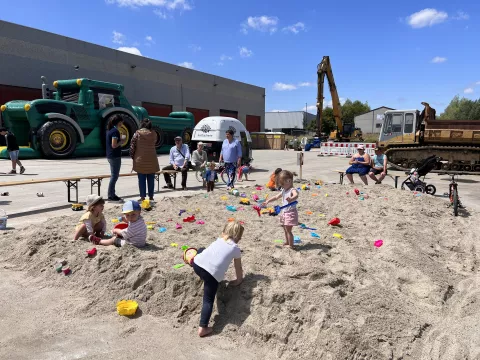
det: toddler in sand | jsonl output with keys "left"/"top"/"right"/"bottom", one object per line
{"left": 266, "top": 168, "right": 282, "bottom": 190}
{"left": 204, "top": 162, "right": 218, "bottom": 192}
{"left": 90, "top": 200, "right": 147, "bottom": 248}
{"left": 192, "top": 220, "right": 244, "bottom": 337}
{"left": 74, "top": 194, "right": 106, "bottom": 241}
{"left": 264, "top": 170, "right": 299, "bottom": 248}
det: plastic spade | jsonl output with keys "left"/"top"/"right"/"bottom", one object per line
{"left": 274, "top": 201, "right": 298, "bottom": 215}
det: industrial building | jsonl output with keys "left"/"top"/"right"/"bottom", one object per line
{"left": 354, "top": 106, "right": 394, "bottom": 134}
{"left": 265, "top": 111, "right": 315, "bottom": 133}
{"left": 0, "top": 20, "right": 265, "bottom": 132}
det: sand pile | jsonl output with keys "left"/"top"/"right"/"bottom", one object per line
{"left": 1, "top": 183, "right": 479, "bottom": 359}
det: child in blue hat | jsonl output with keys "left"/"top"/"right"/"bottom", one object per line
{"left": 90, "top": 200, "right": 147, "bottom": 248}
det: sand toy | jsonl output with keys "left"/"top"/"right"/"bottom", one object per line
{"left": 116, "top": 300, "right": 138, "bottom": 316}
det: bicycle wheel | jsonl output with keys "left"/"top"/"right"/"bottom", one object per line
{"left": 220, "top": 170, "right": 228, "bottom": 185}
{"left": 425, "top": 184, "right": 436, "bottom": 195}
{"left": 453, "top": 188, "right": 459, "bottom": 216}
{"left": 195, "top": 170, "right": 204, "bottom": 182}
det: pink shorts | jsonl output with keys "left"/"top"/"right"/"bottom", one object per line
{"left": 280, "top": 210, "right": 298, "bottom": 226}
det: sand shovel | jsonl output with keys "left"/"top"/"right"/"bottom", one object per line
{"left": 273, "top": 201, "right": 298, "bottom": 215}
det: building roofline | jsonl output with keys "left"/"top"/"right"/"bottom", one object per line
{"left": 355, "top": 106, "right": 395, "bottom": 117}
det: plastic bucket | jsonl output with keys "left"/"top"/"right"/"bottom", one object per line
{"left": 0, "top": 209, "right": 7, "bottom": 230}
{"left": 113, "top": 222, "right": 128, "bottom": 230}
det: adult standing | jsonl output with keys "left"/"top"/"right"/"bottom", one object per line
{"left": 163, "top": 136, "right": 190, "bottom": 190}
{"left": 106, "top": 114, "right": 125, "bottom": 201}
{"left": 218, "top": 129, "right": 242, "bottom": 190}
{"left": 345, "top": 144, "right": 371, "bottom": 185}
{"left": 130, "top": 118, "right": 160, "bottom": 201}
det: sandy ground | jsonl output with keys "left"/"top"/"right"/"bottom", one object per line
{"left": 1, "top": 177, "right": 480, "bottom": 359}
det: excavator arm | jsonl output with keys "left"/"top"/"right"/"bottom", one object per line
{"left": 316, "top": 56, "right": 343, "bottom": 138}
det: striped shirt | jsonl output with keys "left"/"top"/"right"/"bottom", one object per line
{"left": 119, "top": 216, "right": 147, "bottom": 248}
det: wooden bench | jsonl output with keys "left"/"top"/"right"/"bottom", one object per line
{"left": 0, "top": 169, "right": 179, "bottom": 203}
{"left": 333, "top": 170, "right": 401, "bottom": 188}
{"left": 85, "top": 169, "right": 179, "bottom": 196}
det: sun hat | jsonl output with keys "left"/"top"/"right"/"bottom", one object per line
{"left": 86, "top": 194, "right": 103, "bottom": 208}
{"left": 357, "top": 145, "right": 365, "bottom": 150}
{"left": 122, "top": 200, "right": 141, "bottom": 213}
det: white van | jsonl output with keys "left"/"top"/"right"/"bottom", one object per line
{"left": 191, "top": 116, "right": 253, "bottom": 164}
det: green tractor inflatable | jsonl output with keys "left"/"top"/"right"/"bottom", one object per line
{"left": 0, "top": 77, "right": 194, "bottom": 159}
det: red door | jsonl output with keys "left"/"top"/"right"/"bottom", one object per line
{"left": 220, "top": 109, "right": 238, "bottom": 118}
{"left": 186, "top": 107, "right": 209, "bottom": 125}
{"left": 0, "top": 84, "right": 42, "bottom": 106}
{"left": 246, "top": 115, "right": 261, "bottom": 132}
{"left": 142, "top": 102, "right": 172, "bottom": 117}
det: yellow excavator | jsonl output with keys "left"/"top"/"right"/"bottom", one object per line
{"left": 315, "top": 56, "right": 363, "bottom": 141}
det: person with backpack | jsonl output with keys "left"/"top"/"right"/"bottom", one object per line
{"left": 0, "top": 127, "right": 25, "bottom": 174}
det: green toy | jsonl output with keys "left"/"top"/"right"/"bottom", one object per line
{"left": 0, "top": 78, "right": 194, "bottom": 159}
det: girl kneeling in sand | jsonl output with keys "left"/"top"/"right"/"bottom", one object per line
{"left": 264, "top": 170, "right": 299, "bottom": 248}
{"left": 192, "top": 221, "right": 244, "bottom": 337}
{"left": 74, "top": 194, "right": 106, "bottom": 241}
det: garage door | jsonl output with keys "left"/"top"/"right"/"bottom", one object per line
{"left": 186, "top": 107, "right": 209, "bottom": 125}
{"left": 220, "top": 109, "right": 238, "bottom": 118}
{"left": 142, "top": 102, "right": 172, "bottom": 117}
{"left": 0, "top": 84, "right": 42, "bottom": 106}
{"left": 246, "top": 115, "right": 261, "bottom": 132}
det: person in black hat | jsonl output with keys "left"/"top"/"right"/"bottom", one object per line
{"left": 0, "top": 127, "right": 25, "bottom": 174}
{"left": 163, "top": 136, "right": 190, "bottom": 190}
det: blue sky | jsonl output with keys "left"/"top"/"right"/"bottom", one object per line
{"left": 1, "top": 0, "right": 479, "bottom": 114}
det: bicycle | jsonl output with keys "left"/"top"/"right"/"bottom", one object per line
{"left": 448, "top": 174, "right": 462, "bottom": 216}
{"left": 194, "top": 165, "right": 228, "bottom": 185}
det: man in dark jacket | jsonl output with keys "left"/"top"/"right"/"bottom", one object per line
{"left": 0, "top": 127, "right": 25, "bottom": 174}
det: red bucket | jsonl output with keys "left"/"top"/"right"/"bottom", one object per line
{"left": 113, "top": 222, "right": 128, "bottom": 230}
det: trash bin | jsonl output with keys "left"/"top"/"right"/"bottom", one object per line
{"left": 304, "top": 143, "right": 312, "bottom": 152}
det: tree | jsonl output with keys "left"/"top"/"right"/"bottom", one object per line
{"left": 438, "top": 96, "right": 480, "bottom": 120}
{"left": 306, "top": 99, "right": 370, "bottom": 135}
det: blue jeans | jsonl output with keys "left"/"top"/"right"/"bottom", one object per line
{"left": 225, "top": 162, "right": 237, "bottom": 188}
{"left": 193, "top": 261, "right": 219, "bottom": 328}
{"left": 138, "top": 173, "right": 155, "bottom": 199}
{"left": 107, "top": 157, "right": 121, "bottom": 198}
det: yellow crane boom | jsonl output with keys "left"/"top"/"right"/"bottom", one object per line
{"left": 316, "top": 56, "right": 343, "bottom": 137}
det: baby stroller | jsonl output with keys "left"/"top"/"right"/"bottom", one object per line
{"left": 401, "top": 155, "right": 440, "bottom": 195}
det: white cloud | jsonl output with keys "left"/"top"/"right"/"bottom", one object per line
{"left": 220, "top": 54, "right": 233, "bottom": 61}
{"left": 298, "top": 82, "right": 313, "bottom": 87}
{"left": 305, "top": 105, "right": 317, "bottom": 113}
{"left": 431, "top": 56, "right": 447, "bottom": 63}
{"left": 112, "top": 31, "right": 126, "bottom": 44}
{"left": 269, "top": 109, "right": 289, "bottom": 112}
{"left": 189, "top": 44, "right": 201, "bottom": 52}
{"left": 475, "top": 81, "right": 480, "bottom": 85}
{"left": 239, "top": 46, "right": 253, "bottom": 58}
{"left": 283, "top": 22, "right": 305, "bottom": 34}
{"left": 145, "top": 35, "right": 153, "bottom": 42}
{"left": 241, "top": 16, "right": 278, "bottom": 34}
{"left": 406, "top": 8, "right": 448, "bottom": 28}
{"left": 464, "top": 88, "right": 474, "bottom": 94}
{"left": 107, "top": 0, "right": 192, "bottom": 10}
{"left": 273, "top": 82, "right": 297, "bottom": 91}
{"left": 178, "top": 61, "right": 194, "bottom": 69}
{"left": 453, "top": 11, "right": 469, "bottom": 20}
{"left": 323, "top": 98, "right": 346, "bottom": 108}
{"left": 154, "top": 9, "right": 167, "bottom": 18}
{"left": 215, "top": 62, "right": 224, "bottom": 66}
{"left": 117, "top": 47, "right": 142, "bottom": 56}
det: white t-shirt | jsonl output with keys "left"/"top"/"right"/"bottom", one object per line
{"left": 119, "top": 216, "right": 147, "bottom": 248}
{"left": 281, "top": 188, "right": 297, "bottom": 213}
{"left": 194, "top": 238, "right": 241, "bottom": 282}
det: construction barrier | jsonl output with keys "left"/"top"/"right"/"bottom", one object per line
{"left": 319, "top": 142, "right": 376, "bottom": 157}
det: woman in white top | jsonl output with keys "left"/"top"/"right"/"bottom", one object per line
{"left": 192, "top": 221, "right": 244, "bottom": 337}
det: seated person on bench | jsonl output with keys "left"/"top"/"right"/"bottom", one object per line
{"left": 345, "top": 145, "right": 371, "bottom": 185}
{"left": 369, "top": 147, "right": 387, "bottom": 184}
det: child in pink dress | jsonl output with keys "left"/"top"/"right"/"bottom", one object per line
{"left": 263, "top": 170, "right": 298, "bottom": 248}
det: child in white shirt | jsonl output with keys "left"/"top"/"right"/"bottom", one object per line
{"left": 192, "top": 221, "right": 244, "bottom": 337}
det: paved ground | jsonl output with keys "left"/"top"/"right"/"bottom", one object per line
{"left": 1, "top": 148, "right": 479, "bottom": 228}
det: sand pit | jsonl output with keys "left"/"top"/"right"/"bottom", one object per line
{"left": 1, "top": 183, "right": 479, "bottom": 359}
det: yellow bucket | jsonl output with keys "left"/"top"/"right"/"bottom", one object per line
{"left": 116, "top": 300, "right": 139, "bottom": 316}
